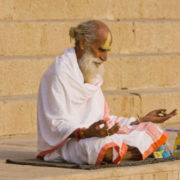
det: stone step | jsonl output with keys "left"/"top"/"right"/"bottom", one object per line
{"left": 0, "top": 21, "right": 180, "bottom": 56}
{"left": 0, "top": 135, "right": 180, "bottom": 180}
{"left": 0, "top": 0, "right": 180, "bottom": 21}
{"left": 0, "top": 97, "right": 37, "bottom": 136}
{"left": 1, "top": 55, "right": 180, "bottom": 96}
{"left": 0, "top": 88, "right": 180, "bottom": 136}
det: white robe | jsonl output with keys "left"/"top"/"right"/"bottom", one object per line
{"left": 37, "top": 48, "right": 168, "bottom": 165}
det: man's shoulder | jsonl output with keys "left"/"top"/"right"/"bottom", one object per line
{"left": 43, "top": 47, "right": 76, "bottom": 77}
{"left": 55, "top": 47, "right": 75, "bottom": 65}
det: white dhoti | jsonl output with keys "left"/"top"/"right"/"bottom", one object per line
{"left": 37, "top": 48, "right": 168, "bottom": 165}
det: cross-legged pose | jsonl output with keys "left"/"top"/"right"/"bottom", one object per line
{"left": 37, "top": 20, "right": 177, "bottom": 165}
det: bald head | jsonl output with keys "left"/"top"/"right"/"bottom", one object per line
{"left": 69, "top": 20, "right": 112, "bottom": 61}
{"left": 69, "top": 20, "right": 112, "bottom": 48}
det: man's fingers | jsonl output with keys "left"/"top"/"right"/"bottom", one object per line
{"left": 168, "top": 109, "right": 177, "bottom": 116}
{"left": 108, "top": 123, "right": 120, "bottom": 135}
{"left": 156, "top": 109, "right": 166, "bottom": 115}
{"left": 156, "top": 114, "right": 173, "bottom": 123}
{"left": 102, "top": 121, "right": 108, "bottom": 130}
{"left": 94, "top": 120, "right": 107, "bottom": 129}
{"left": 130, "top": 120, "right": 139, "bottom": 125}
{"left": 161, "top": 109, "right": 177, "bottom": 120}
{"left": 95, "top": 120, "right": 106, "bottom": 125}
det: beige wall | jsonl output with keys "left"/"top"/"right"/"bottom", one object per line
{"left": 0, "top": 0, "right": 180, "bottom": 136}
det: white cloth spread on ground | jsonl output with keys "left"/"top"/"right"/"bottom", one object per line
{"left": 37, "top": 48, "right": 168, "bottom": 165}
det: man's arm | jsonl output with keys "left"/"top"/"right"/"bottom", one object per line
{"left": 130, "top": 109, "right": 177, "bottom": 125}
{"left": 69, "top": 120, "right": 120, "bottom": 139}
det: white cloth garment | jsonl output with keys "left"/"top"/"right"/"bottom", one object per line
{"left": 37, "top": 48, "right": 168, "bottom": 165}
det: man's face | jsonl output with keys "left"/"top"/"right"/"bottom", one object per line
{"left": 78, "top": 29, "right": 112, "bottom": 84}
{"left": 89, "top": 31, "right": 112, "bottom": 62}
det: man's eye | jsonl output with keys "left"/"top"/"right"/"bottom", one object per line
{"left": 99, "top": 48, "right": 106, "bottom": 52}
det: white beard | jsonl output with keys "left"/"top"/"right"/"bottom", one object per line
{"left": 78, "top": 52, "right": 104, "bottom": 84}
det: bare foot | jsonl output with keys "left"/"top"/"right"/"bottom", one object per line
{"left": 123, "top": 146, "right": 142, "bottom": 160}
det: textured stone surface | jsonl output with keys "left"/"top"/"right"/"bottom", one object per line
{"left": 0, "top": 0, "right": 180, "bottom": 20}
{"left": 0, "top": 22, "right": 180, "bottom": 56}
{"left": 109, "top": 21, "right": 180, "bottom": 55}
{"left": 1, "top": 135, "right": 180, "bottom": 180}
{"left": 0, "top": 98, "right": 36, "bottom": 136}
{"left": 1, "top": 55, "right": 180, "bottom": 96}
{"left": 139, "top": 89, "right": 180, "bottom": 124}
{"left": 103, "top": 55, "right": 180, "bottom": 90}
{"left": 154, "top": 172, "right": 168, "bottom": 180}
{"left": 0, "top": 22, "right": 74, "bottom": 56}
{"left": 142, "top": 174, "right": 154, "bottom": 180}
{"left": 105, "top": 91, "right": 141, "bottom": 117}
{"left": 168, "top": 171, "right": 179, "bottom": 180}
{"left": 0, "top": 58, "right": 53, "bottom": 96}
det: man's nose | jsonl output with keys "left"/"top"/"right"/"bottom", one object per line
{"left": 99, "top": 52, "right": 107, "bottom": 62}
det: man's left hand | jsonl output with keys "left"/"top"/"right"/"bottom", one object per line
{"left": 130, "top": 109, "right": 177, "bottom": 125}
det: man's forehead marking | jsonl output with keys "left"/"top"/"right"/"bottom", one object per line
{"left": 102, "top": 33, "right": 111, "bottom": 50}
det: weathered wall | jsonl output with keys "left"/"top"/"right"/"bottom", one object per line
{"left": 0, "top": 0, "right": 180, "bottom": 136}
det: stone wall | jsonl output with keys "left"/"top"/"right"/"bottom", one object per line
{"left": 0, "top": 0, "right": 180, "bottom": 136}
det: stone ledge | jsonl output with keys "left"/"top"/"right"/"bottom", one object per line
{"left": 0, "top": 0, "right": 180, "bottom": 21}
{"left": 0, "top": 135, "right": 180, "bottom": 180}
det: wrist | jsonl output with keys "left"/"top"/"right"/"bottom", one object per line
{"left": 74, "top": 128, "right": 87, "bottom": 141}
{"left": 83, "top": 129, "right": 90, "bottom": 138}
{"left": 136, "top": 115, "right": 145, "bottom": 123}
{"left": 139, "top": 117, "right": 147, "bottom": 123}
{"left": 80, "top": 128, "right": 86, "bottom": 138}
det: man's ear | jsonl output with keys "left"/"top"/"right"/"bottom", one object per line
{"left": 79, "top": 38, "right": 86, "bottom": 50}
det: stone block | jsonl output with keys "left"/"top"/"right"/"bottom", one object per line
{"left": 108, "top": 0, "right": 180, "bottom": 20}
{"left": 103, "top": 55, "right": 180, "bottom": 90}
{"left": 0, "top": 0, "right": 180, "bottom": 20}
{"left": 105, "top": 91, "right": 141, "bottom": 117}
{"left": 0, "top": 58, "right": 53, "bottom": 96}
{"left": 103, "top": 56, "right": 122, "bottom": 90}
{"left": 0, "top": 22, "right": 75, "bottom": 56}
{"left": 130, "top": 175, "right": 142, "bottom": 180}
{"left": 0, "top": 22, "right": 180, "bottom": 56}
{"left": 142, "top": 174, "right": 154, "bottom": 180}
{"left": 154, "top": 172, "right": 168, "bottom": 180}
{"left": 0, "top": 98, "right": 36, "bottom": 136}
{"left": 167, "top": 171, "right": 179, "bottom": 180}
{"left": 108, "top": 21, "right": 180, "bottom": 55}
{"left": 120, "top": 55, "right": 180, "bottom": 90}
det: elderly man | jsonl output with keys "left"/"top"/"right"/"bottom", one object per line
{"left": 37, "top": 20, "right": 177, "bottom": 165}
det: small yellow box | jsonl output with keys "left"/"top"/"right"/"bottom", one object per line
{"left": 173, "top": 133, "right": 180, "bottom": 156}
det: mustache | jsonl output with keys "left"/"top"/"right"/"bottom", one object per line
{"left": 78, "top": 52, "right": 104, "bottom": 84}
{"left": 92, "top": 58, "right": 103, "bottom": 64}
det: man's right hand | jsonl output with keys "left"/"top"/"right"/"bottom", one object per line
{"left": 84, "top": 120, "right": 120, "bottom": 138}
